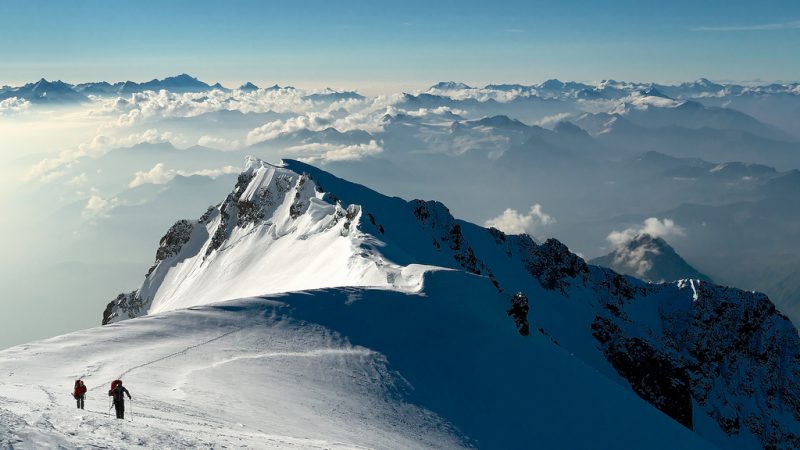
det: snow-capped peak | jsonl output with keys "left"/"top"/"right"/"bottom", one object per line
{"left": 429, "top": 81, "right": 473, "bottom": 90}
{"left": 239, "top": 81, "right": 259, "bottom": 92}
{"left": 105, "top": 157, "right": 433, "bottom": 322}
{"left": 611, "top": 90, "right": 682, "bottom": 114}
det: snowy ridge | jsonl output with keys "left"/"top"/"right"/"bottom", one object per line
{"left": 95, "top": 158, "right": 800, "bottom": 449}
{"left": 104, "top": 157, "right": 431, "bottom": 322}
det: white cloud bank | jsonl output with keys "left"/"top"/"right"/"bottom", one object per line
{"left": 246, "top": 114, "right": 333, "bottom": 145}
{"left": 484, "top": 204, "right": 556, "bottom": 236}
{"left": 82, "top": 194, "right": 120, "bottom": 219}
{"left": 0, "top": 97, "right": 32, "bottom": 115}
{"left": 288, "top": 140, "right": 384, "bottom": 164}
{"left": 128, "top": 163, "right": 240, "bottom": 188}
{"left": 607, "top": 217, "right": 685, "bottom": 248}
{"left": 28, "top": 129, "right": 186, "bottom": 182}
{"left": 197, "top": 135, "right": 241, "bottom": 151}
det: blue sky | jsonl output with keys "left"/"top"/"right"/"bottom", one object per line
{"left": 1, "top": 0, "right": 798, "bottom": 92}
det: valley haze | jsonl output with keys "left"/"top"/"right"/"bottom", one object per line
{"left": 2, "top": 1, "right": 800, "bottom": 448}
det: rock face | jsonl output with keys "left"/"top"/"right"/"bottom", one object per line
{"left": 102, "top": 291, "right": 143, "bottom": 325}
{"left": 593, "top": 317, "right": 694, "bottom": 428}
{"left": 591, "top": 276, "right": 800, "bottom": 449}
{"left": 148, "top": 220, "right": 194, "bottom": 276}
{"left": 520, "top": 236, "right": 590, "bottom": 293}
{"left": 506, "top": 292, "right": 530, "bottom": 336}
{"left": 103, "top": 157, "right": 800, "bottom": 449}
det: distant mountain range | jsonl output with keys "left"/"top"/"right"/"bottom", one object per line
{"left": 0, "top": 74, "right": 262, "bottom": 103}
{"left": 0, "top": 78, "right": 89, "bottom": 103}
{"left": 3, "top": 74, "right": 799, "bottom": 107}
{"left": 429, "top": 78, "right": 800, "bottom": 99}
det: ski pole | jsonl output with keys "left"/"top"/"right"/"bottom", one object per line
{"left": 129, "top": 398, "right": 133, "bottom": 422}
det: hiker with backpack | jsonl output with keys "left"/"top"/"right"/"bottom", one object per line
{"left": 73, "top": 380, "right": 87, "bottom": 409}
{"left": 108, "top": 379, "right": 132, "bottom": 419}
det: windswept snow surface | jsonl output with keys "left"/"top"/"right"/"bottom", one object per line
{"left": 0, "top": 271, "right": 712, "bottom": 449}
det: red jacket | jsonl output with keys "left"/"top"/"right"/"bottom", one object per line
{"left": 74, "top": 382, "right": 87, "bottom": 398}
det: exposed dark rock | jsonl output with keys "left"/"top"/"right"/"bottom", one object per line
{"left": 488, "top": 227, "right": 507, "bottom": 243}
{"left": 199, "top": 205, "right": 216, "bottom": 224}
{"left": 341, "top": 205, "right": 360, "bottom": 235}
{"left": 234, "top": 171, "right": 255, "bottom": 196}
{"left": 148, "top": 220, "right": 194, "bottom": 276}
{"left": 507, "top": 292, "right": 530, "bottom": 336}
{"left": 237, "top": 199, "right": 264, "bottom": 225}
{"left": 589, "top": 275, "right": 800, "bottom": 448}
{"left": 102, "top": 291, "right": 144, "bottom": 325}
{"left": 367, "top": 212, "right": 385, "bottom": 234}
{"left": 206, "top": 202, "right": 231, "bottom": 257}
{"left": 101, "top": 300, "right": 115, "bottom": 326}
{"left": 412, "top": 201, "right": 430, "bottom": 222}
{"left": 602, "top": 334, "right": 693, "bottom": 429}
{"left": 519, "top": 236, "right": 589, "bottom": 292}
{"left": 289, "top": 175, "right": 311, "bottom": 219}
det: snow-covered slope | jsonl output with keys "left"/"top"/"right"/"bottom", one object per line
{"left": 1, "top": 271, "right": 717, "bottom": 449}
{"left": 0, "top": 292, "right": 464, "bottom": 449}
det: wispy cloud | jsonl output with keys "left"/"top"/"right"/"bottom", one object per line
{"left": 128, "top": 163, "right": 240, "bottom": 188}
{"left": 607, "top": 218, "right": 685, "bottom": 248}
{"left": 289, "top": 140, "right": 384, "bottom": 164}
{"left": 484, "top": 204, "right": 555, "bottom": 236}
{"left": 691, "top": 20, "right": 800, "bottom": 32}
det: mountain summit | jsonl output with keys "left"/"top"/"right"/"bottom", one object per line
{"left": 590, "top": 233, "right": 711, "bottom": 283}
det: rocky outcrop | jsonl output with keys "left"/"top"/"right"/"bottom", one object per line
{"left": 593, "top": 317, "right": 693, "bottom": 428}
{"left": 148, "top": 220, "right": 194, "bottom": 276}
{"left": 591, "top": 276, "right": 800, "bottom": 449}
{"left": 367, "top": 212, "right": 385, "bottom": 234}
{"left": 507, "top": 292, "right": 530, "bottom": 336}
{"left": 518, "top": 236, "right": 589, "bottom": 293}
{"left": 411, "top": 200, "right": 491, "bottom": 278}
{"left": 104, "top": 159, "right": 335, "bottom": 325}
{"left": 102, "top": 291, "right": 143, "bottom": 325}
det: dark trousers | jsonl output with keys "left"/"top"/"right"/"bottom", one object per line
{"left": 76, "top": 395, "right": 84, "bottom": 409}
{"left": 114, "top": 400, "right": 125, "bottom": 419}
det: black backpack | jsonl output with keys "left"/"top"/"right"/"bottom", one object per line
{"left": 112, "top": 384, "right": 125, "bottom": 401}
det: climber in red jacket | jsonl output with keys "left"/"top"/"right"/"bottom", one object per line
{"left": 73, "top": 380, "right": 87, "bottom": 409}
